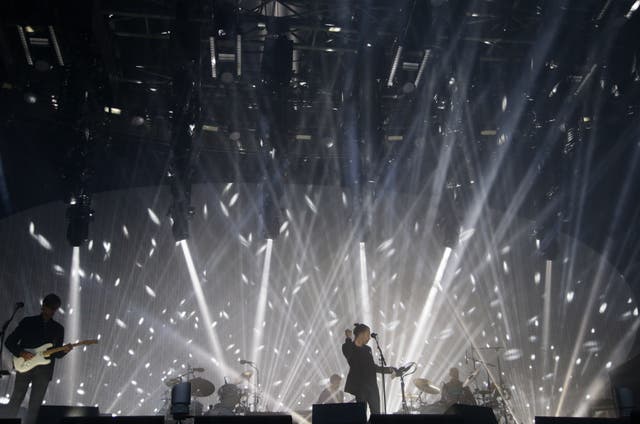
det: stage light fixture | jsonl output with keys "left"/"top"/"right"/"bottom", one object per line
{"left": 23, "top": 92, "right": 37, "bottom": 104}
{"left": 261, "top": 32, "right": 293, "bottom": 86}
{"left": 170, "top": 203, "right": 194, "bottom": 242}
{"left": 66, "top": 201, "right": 94, "bottom": 247}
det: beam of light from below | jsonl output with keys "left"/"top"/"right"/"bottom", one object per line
{"left": 67, "top": 246, "right": 80, "bottom": 404}
{"left": 179, "top": 240, "right": 226, "bottom": 371}
{"left": 542, "top": 260, "right": 553, "bottom": 353}
{"left": 251, "top": 238, "right": 273, "bottom": 366}
{"left": 359, "top": 242, "right": 373, "bottom": 326}
{"left": 404, "top": 247, "right": 452, "bottom": 365}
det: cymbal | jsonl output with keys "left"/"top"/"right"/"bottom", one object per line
{"left": 164, "top": 377, "right": 181, "bottom": 387}
{"left": 190, "top": 377, "right": 216, "bottom": 397}
{"left": 463, "top": 368, "right": 481, "bottom": 387}
{"left": 414, "top": 378, "right": 441, "bottom": 395}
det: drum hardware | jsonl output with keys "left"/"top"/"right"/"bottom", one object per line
{"left": 160, "top": 365, "right": 215, "bottom": 419}
{"left": 241, "top": 360, "right": 260, "bottom": 412}
{"left": 413, "top": 378, "right": 441, "bottom": 395}
{"left": 190, "top": 377, "right": 216, "bottom": 397}
{"left": 164, "top": 377, "right": 182, "bottom": 387}
{"left": 462, "top": 368, "right": 481, "bottom": 388}
{"left": 468, "top": 345, "right": 513, "bottom": 424}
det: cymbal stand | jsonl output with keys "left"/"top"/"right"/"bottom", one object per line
{"left": 246, "top": 362, "right": 260, "bottom": 412}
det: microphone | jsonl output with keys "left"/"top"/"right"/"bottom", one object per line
{"left": 396, "top": 365, "right": 411, "bottom": 374}
{"left": 239, "top": 359, "right": 254, "bottom": 365}
{"left": 371, "top": 332, "right": 378, "bottom": 339}
{"left": 15, "top": 302, "right": 24, "bottom": 309}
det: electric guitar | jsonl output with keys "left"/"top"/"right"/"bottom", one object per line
{"left": 13, "top": 339, "right": 98, "bottom": 373}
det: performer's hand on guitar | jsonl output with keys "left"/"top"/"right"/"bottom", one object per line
{"left": 345, "top": 329, "right": 353, "bottom": 339}
{"left": 19, "top": 351, "right": 35, "bottom": 361}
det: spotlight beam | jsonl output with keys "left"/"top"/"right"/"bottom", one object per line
{"left": 251, "top": 238, "right": 273, "bottom": 368}
{"left": 179, "top": 240, "right": 226, "bottom": 372}
{"left": 358, "top": 242, "right": 373, "bottom": 326}
{"left": 67, "top": 246, "right": 81, "bottom": 404}
{"left": 403, "top": 247, "right": 452, "bottom": 364}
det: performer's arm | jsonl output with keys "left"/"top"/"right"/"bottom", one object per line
{"left": 341, "top": 329, "right": 354, "bottom": 360}
{"left": 317, "top": 389, "right": 330, "bottom": 404}
{"left": 50, "top": 327, "right": 71, "bottom": 359}
{"left": 374, "top": 365, "right": 395, "bottom": 374}
{"left": 5, "top": 318, "right": 27, "bottom": 358}
{"left": 365, "top": 346, "right": 394, "bottom": 374}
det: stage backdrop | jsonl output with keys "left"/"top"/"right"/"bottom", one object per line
{"left": 0, "top": 184, "right": 637, "bottom": 423}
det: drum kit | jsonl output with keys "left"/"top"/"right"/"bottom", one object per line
{"left": 401, "top": 347, "right": 516, "bottom": 424}
{"left": 158, "top": 365, "right": 257, "bottom": 419}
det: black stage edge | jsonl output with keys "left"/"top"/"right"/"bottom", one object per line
{"left": 61, "top": 417, "right": 163, "bottom": 424}
{"left": 195, "top": 415, "right": 293, "bottom": 424}
{"left": 36, "top": 406, "right": 100, "bottom": 424}
{"left": 312, "top": 403, "right": 366, "bottom": 424}
{"left": 444, "top": 404, "right": 497, "bottom": 424}
{"left": 370, "top": 414, "right": 463, "bottom": 424}
{"left": 0, "top": 419, "right": 21, "bottom": 424}
{"left": 534, "top": 417, "right": 632, "bottom": 424}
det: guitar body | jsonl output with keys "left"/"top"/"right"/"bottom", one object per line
{"left": 13, "top": 343, "right": 54, "bottom": 373}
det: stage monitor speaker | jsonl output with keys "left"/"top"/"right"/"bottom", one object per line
{"left": 312, "top": 403, "right": 366, "bottom": 424}
{"left": 195, "top": 415, "right": 293, "bottom": 424}
{"left": 444, "top": 404, "right": 498, "bottom": 424}
{"left": 61, "top": 416, "right": 164, "bottom": 424}
{"left": 369, "top": 414, "right": 464, "bottom": 424}
{"left": 36, "top": 406, "right": 100, "bottom": 424}
{"left": 534, "top": 417, "right": 629, "bottom": 424}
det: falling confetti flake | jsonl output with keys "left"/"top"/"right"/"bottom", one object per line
{"left": 145, "top": 285, "right": 156, "bottom": 298}
{"left": 147, "top": 208, "right": 161, "bottom": 225}
{"left": 304, "top": 194, "right": 318, "bottom": 214}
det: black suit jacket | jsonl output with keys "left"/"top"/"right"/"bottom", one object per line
{"left": 341, "top": 338, "right": 387, "bottom": 396}
{"left": 5, "top": 314, "right": 66, "bottom": 380}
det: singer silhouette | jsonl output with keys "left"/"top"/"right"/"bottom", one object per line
{"left": 342, "top": 323, "right": 393, "bottom": 414}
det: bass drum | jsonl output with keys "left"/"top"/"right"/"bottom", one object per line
{"left": 418, "top": 401, "right": 448, "bottom": 414}
{"left": 206, "top": 403, "right": 236, "bottom": 416}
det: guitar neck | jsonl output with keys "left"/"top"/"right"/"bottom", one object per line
{"left": 43, "top": 342, "right": 86, "bottom": 356}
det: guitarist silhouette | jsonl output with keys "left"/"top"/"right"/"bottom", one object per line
{"left": 2, "top": 294, "right": 73, "bottom": 424}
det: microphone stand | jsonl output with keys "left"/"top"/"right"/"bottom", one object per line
{"left": 0, "top": 305, "right": 22, "bottom": 377}
{"left": 372, "top": 336, "right": 388, "bottom": 414}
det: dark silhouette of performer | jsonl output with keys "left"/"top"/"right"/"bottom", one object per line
{"left": 342, "top": 323, "right": 393, "bottom": 414}
{"left": 316, "top": 374, "right": 345, "bottom": 404}
{"left": 440, "top": 367, "right": 476, "bottom": 406}
{"left": 3, "top": 294, "right": 73, "bottom": 424}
